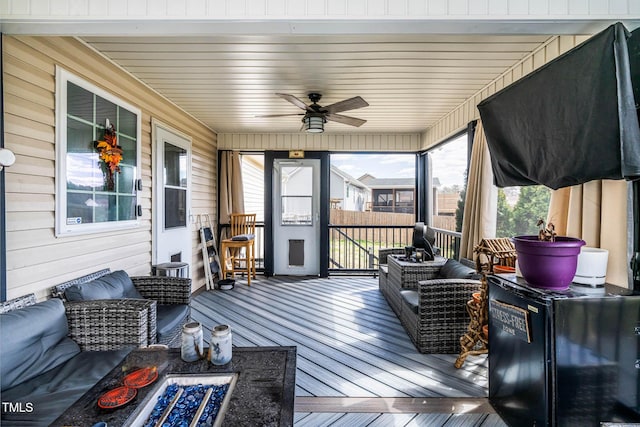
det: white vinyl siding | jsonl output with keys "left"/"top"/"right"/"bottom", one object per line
{"left": 422, "top": 34, "right": 590, "bottom": 148}
{"left": 3, "top": 0, "right": 636, "bottom": 19}
{"left": 2, "top": 35, "right": 217, "bottom": 300}
{"left": 218, "top": 133, "right": 422, "bottom": 151}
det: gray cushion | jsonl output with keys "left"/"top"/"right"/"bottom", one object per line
{"left": 231, "top": 233, "right": 255, "bottom": 241}
{"left": 438, "top": 259, "right": 480, "bottom": 280}
{"left": 157, "top": 304, "right": 190, "bottom": 341}
{"left": 1, "top": 348, "right": 130, "bottom": 426}
{"left": 0, "top": 299, "right": 80, "bottom": 391}
{"left": 400, "top": 290, "right": 419, "bottom": 315}
{"left": 64, "top": 270, "right": 143, "bottom": 301}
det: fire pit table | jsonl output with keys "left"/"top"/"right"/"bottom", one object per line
{"left": 51, "top": 346, "right": 296, "bottom": 427}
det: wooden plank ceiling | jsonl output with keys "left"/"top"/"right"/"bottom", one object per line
{"left": 82, "top": 33, "right": 551, "bottom": 134}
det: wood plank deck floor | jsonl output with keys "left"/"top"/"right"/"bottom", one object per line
{"left": 191, "top": 275, "right": 506, "bottom": 426}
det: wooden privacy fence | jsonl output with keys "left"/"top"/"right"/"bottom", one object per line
{"left": 329, "top": 209, "right": 462, "bottom": 270}
{"left": 330, "top": 209, "right": 414, "bottom": 246}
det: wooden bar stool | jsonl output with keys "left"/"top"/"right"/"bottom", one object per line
{"left": 220, "top": 213, "right": 256, "bottom": 286}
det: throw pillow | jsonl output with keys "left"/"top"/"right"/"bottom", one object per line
{"left": 439, "top": 259, "right": 479, "bottom": 280}
{"left": 64, "top": 270, "right": 143, "bottom": 301}
{"left": 0, "top": 299, "right": 80, "bottom": 390}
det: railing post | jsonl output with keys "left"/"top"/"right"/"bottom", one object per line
{"left": 368, "top": 246, "right": 374, "bottom": 268}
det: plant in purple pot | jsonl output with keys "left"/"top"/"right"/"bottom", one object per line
{"left": 513, "top": 220, "right": 585, "bottom": 290}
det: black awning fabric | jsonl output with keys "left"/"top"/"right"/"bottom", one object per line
{"left": 478, "top": 23, "right": 640, "bottom": 189}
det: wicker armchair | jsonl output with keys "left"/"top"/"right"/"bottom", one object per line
{"left": 378, "top": 252, "right": 482, "bottom": 354}
{"left": 399, "top": 277, "right": 481, "bottom": 353}
{"left": 378, "top": 247, "right": 405, "bottom": 266}
{"left": 377, "top": 248, "right": 405, "bottom": 315}
{"left": 64, "top": 299, "right": 156, "bottom": 351}
{"left": 1, "top": 293, "right": 151, "bottom": 351}
{"left": 52, "top": 269, "right": 191, "bottom": 347}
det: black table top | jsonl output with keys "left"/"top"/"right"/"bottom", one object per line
{"left": 51, "top": 346, "right": 297, "bottom": 427}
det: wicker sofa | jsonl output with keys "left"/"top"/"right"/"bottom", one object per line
{"left": 51, "top": 268, "right": 191, "bottom": 347}
{"left": 378, "top": 251, "right": 482, "bottom": 354}
{"left": 0, "top": 294, "right": 136, "bottom": 425}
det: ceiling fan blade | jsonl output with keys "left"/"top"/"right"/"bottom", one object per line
{"left": 323, "top": 96, "right": 369, "bottom": 114}
{"left": 256, "top": 113, "right": 305, "bottom": 118}
{"left": 325, "top": 113, "right": 367, "bottom": 127}
{"left": 276, "top": 93, "right": 309, "bottom": 111}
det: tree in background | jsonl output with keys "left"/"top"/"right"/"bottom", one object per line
{"left": 454, "top": 172, "right": 468, "bottom": 232}
{"left": 512, "top": 186, "right": 551, "bottom": 235}
{"left": 495, "top": 185, "right": 551, "bottom": 237}
{"left": 496, "top": 189, "right": 514, "bottom": 237}
{"left": 455, "top": 186, "right": 466, "bottom": 232}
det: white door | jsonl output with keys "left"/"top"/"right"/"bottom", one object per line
{"left": 273, "top": 158, "right": 320, "bottom": 275}
{"left": 152, "top": 120, "right": 192, "bottom": 269}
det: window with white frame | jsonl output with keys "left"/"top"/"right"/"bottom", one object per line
{"left": 55, "top": 68, "right": 141, "bottom": 236}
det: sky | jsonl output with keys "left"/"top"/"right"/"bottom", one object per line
{"left": 429, "top": 133, "right": 468, "bottom": 188}
{"left": 330, "top": 133, "right": 468, "bottom": 188}
{"left": 331, "top": 153, "right": 415, "bottom": 180}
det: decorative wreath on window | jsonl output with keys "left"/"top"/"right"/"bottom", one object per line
{"left": 95, "top": 121, "right": 123, "bottom": 190}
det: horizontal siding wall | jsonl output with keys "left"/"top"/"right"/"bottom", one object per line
{"left": 3, "top": 0, "right": 638, "bottom": 19}
{"left": 421, "top": 34, "right": 590, "bottom": 148}
{"left": 2, "top": 35, "right": 217, "bottom": 300}
{"left": 218, "top": 133, "right": 421, "bottom": 151}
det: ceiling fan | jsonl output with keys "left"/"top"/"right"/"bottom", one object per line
{"left": 257, "top": 93, "right": 369, "bottom": 132}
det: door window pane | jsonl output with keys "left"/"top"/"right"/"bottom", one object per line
{"left": 165, "top": 188, "right": 187, "bottom": 228}
{"left": 280, "top": 165, "right": 313, "bottom": 225}
{"left": 163, "top": 142, "right": 187, "bottom": 230}
{"left": 164, "top": 143, "right": 187, "bottom": 187}
{"left": 281, "top": 196, "right": 312, "bottom": 225}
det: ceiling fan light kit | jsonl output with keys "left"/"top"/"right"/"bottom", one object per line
{"left": 257, "top": 92, "right": 369, "bottom": 133}
{"left": 303, "top": 115, "right": 325, "bottom": 133}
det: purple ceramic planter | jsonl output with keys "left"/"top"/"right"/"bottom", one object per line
{"left": 513, "top": 235, "right": 586, "bottom": 290}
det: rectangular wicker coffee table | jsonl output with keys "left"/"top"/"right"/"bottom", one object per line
{"left": 387, "top": 255, "right": 447, "bottom": 290}
{"left": 383, "top": 254, "right": 447, "bottom": 322}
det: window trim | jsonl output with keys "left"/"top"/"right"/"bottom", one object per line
{"left": 55, "top": 67, "right": 142, "bottom": 237}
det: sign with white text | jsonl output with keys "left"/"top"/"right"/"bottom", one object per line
{"left": 490, "top": 300, "right": 531, "bottom": 343}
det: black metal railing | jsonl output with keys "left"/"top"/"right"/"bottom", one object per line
{"left": 219, "top": 223, "right": 461, "bottom": 275}
{"left": 328, "top": 225, "right": 415, "bottom": 272}
{"left": 432, "top": 227, "right": 462, "bottom": 260}
{"left": 329, "top": 224, "right": 461, "bottom": 273}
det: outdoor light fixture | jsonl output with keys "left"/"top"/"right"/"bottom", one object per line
{"left": 0, "top": 148, "right": 16, "bottom": 171}
{"left": 303, "top": 115, "right": 324, "bottom": 133}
